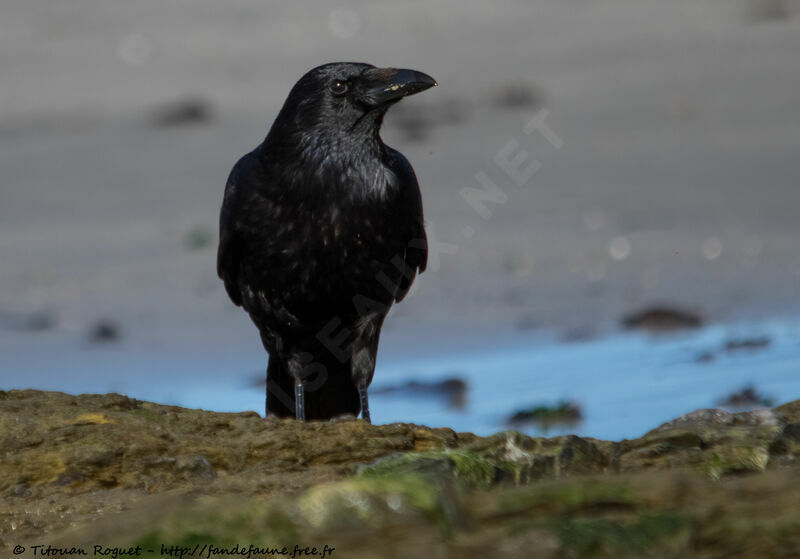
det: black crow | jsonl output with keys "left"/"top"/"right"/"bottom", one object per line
{"left": 217, "top": 62, "right": 435, "bottom": 421}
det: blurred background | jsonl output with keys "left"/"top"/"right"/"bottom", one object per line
{"left": 2, "top": 0, "right": 800, "bottom": 439}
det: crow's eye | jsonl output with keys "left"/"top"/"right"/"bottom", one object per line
{"left": 330, "top": 80, "right": 348, "bottom": 96}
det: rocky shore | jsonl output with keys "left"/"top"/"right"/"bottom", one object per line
{"left": 2, "top": 389, "right": 800, "bottom": 558}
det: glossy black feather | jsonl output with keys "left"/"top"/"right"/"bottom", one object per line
{"left": 217, "top": 62, "right": 432, "bottom": 419}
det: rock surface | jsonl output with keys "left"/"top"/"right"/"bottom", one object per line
{"left": 2, "top": 389, "right": 800, "bottom": 558}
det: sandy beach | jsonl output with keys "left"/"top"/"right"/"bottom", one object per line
{"left": 2, "top": 0, "right": 800, "bottom": 426}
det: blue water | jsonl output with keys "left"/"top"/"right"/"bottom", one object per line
{"left": 2, "top": 318, "right": 799, "bottom": 441}
{"left": 371, "top": 321, "right": 800, "bottom": 439}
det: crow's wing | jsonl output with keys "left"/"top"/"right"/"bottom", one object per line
{"left": 386, "top": 148, "right": 428, "bottom": 302}
{"left": 217, "top": 159, "right": 246, "bottom": 307}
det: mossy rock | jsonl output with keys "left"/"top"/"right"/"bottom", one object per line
{"left": 554, "top": 513, "right": 693, "bottom": 557}
{"left": 6, "top": 389, "right": 800, "bottom": 557}
{"left": 359, "top": 449, "right": 496, "bottom": 489}
{"left": 465, "top": 431, "right": 612, "bottom": 482}
{"left": 775, "top": 400, "right": 800, "bottom": 423}
{"left": 701, "top": 446, "right": 770, "bottom": 480}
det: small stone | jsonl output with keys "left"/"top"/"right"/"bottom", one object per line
{"left": 621, "top": 306, "right": 703, "bottom": 332}
{"left": 90, "top": 321, "right": 121, "bottom": 343}
{"left": 177, "top": 455, "right": 217, "bottom": 479}
{"left": 152, "top": 98, "right": 213, "bottom": 127}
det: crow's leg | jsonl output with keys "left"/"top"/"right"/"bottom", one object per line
{"left": 358, "top": 385, "right": 371, "bottom": 423}
{"left": 286, "top": 354, "right": 308, "bottom": 421}
{"left": 286, "top": 351, "right": 320, "bottom": 421}
{"left": 351, "top": 312, "right": 385, "bottom": 423}
{"left": 294, "top": 379, "right": 306, "bottom": 421}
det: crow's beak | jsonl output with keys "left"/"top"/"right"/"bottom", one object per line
{"left": 362, "top": 68, "right": 437, "bottom": 106}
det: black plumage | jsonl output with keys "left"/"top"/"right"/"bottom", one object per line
{"left": 217, "top": 62, "right": 436, "bottom": 421}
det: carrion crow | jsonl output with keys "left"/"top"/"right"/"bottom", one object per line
{"left": 217, "top": 62, "right": 436, "bottom": 421}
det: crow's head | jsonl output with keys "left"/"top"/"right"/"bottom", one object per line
{"left": 273, "top": 62, "right": 437, "bottom": 138}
